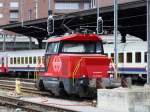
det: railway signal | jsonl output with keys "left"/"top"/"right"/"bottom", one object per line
{"left": 47, "top": 15, "right": 54, "bottom": 34}
{"left": 97, "top": 17, "right": 103, "bottom": 34}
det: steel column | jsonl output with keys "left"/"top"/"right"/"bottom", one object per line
{"left": 147, "top": 0, "right": 150, "bottom": 84}
{"left": 114, "top": 0, "right": 118, "bottom": 78}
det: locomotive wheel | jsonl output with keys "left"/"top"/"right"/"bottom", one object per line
{"left": 78, "top": 85, "right": 95, "bottom": 98}
{"left": 57, "top": 82, "right": 67, "bottom": 97}
{"left": 37, "top": 80, "right": 45, "bottom": 91}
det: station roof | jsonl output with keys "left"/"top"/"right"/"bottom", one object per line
{"left": 0, "top": 0, "right": 146, "bottom": 40}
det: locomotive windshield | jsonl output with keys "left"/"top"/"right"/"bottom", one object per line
{"left": 61, "top": 41, "right": 103, "bottom": 54}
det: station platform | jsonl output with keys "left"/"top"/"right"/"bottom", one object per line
{"left": 97, "top": 86, "right": 150, "bottom": 112}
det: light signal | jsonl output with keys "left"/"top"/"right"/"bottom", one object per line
{"left": 97, "top": 17, "right": 103, "bottom": 34}
{"left": 47, "top": 15, "right": 54, "bottom": 34}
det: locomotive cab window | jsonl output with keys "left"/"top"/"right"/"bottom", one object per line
{"left": 46, "top": 42, "right": 59, "bottom": 54}
{"left": 61, "top": 41, "right": 103, "bottom": 54}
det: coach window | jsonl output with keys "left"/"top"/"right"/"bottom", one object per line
{"left": 17, "top": 57, "right": 20, "bottom": 64}
{"left": 42, "top": 56, "right": 45, "bottom": 64}
{"left": 127, "top": 53, "right": 132, "bottom": 63}
{"left": 33, "top": 56, "right": 36, "bottom": 64}
{"left": 104, "top": 53, "right": 108, "bottom": 56}
{"left": 10, "top": 58, "right": 13, "bottom": 64}
{"left": 14, "top": 57, "right": 16, "bottom": 64}
{"left": 25, "top": 57, "right": 28, "bottom": 64}
{"left": 111, "top": 53, "right": 114, "bottom": 62}
{"left": 135, "top": 52, "right": 141, "bottom": 63}
{"left": 119, "top": 53, "right": 124, "bottom": 63}
{"left": 21, "top": 57, "right": 24, "bottom": 64}
{"left": 10, "top": 57, "right": 13, "bottom": 64}
{"left": 144, "top": 52, "right": 147, "bottom": 63}
{"left": 38, "top": 56, "right": 41, "bottom": 64}
{"left": 29, "top": 57, "right": 32, "bottom": 64}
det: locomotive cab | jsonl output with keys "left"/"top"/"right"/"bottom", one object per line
{"left": 36, "top": 33, "right": 111, "bottom": 97}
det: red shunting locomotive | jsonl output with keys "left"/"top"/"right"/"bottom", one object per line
{"left": 36, "top": 33, "right": 111, "bottom": 97}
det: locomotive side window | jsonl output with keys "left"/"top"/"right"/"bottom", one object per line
{"left": 127, "top": 52, "right": 132, "bottom": 63}
{"left": 119, "top": 53, "right": 124, "bottom": 63}
{"left": 46, "top": 42, "right": 59, "bottom": 54}
{"left": 135, "top": 52, "right": 141, "bottom": 63}
{"left": 144, "top": 52, "right": 147, "bottom": 63}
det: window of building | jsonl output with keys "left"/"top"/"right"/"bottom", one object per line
{"left": 10, "top": 2, "right": 18, "bottom": 8}
{"left": 0, "top": 2, "right": 3, "bottom": 7}
{"left": 145, "top": 52, "right": 147, "bottom": 63}
{"left": 127, "top": 52, "right": 132, "bottom": 63}
{"left": 55, "top": 2, "right": 79, "bottom": 9}
{"left": 135, "top": 52, "right": 141, "bottom": 63}
{"left": 10, "top": 11, "right": 19, "bottom": 19}
{"left": 0, "top": 13, "right": 3, "bottom": 18}
{"left": 84, "top": 3, "right": 90, "bottom": 9}
{"left": 119, "top": 53, "right": 124, "bottom": 63}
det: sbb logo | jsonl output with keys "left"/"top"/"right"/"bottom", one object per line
{"left": 52, "top": 56, "right": 62, "bottom": 72}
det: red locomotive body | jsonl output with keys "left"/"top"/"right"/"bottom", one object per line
{"left": 36, "top": 33, "right": 111, "bottom": 97}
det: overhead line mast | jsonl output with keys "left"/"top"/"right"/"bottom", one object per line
{"left": 114, "top": 0, "right": 118, "bottom": 79}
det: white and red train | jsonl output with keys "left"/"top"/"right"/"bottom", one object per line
{"left": 0, "top": 50, "right": 45, "bottom": 74}
{"left": 0, "top": 33, "right": 147, "bottom": 97}
{"left": 0, "top": 34, "right": 147, "bottom": 77}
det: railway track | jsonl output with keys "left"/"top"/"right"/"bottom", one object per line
{"left": 0, "top": 79, "right": 93, "bottom": 112}
{"left": 0, "top": 84, "right": 50, "bottom": 96}
{"left": 0, "top": 95, "right": 78, "bottom": 112}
